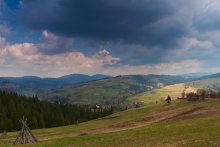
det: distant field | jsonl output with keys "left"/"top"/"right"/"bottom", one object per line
{"left": 128, "top": 83, "right": 197, "bottom": 104}
{"left": 186, "top": 77, "right": 220, "bottom": 92}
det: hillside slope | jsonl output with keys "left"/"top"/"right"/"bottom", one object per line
{"left": 45, "top": 75, "right": 193, "bottom": 105}
{"left": 1, "top": 93, "right": 220, "bottom": 146}
{"left": 129, "top": 83, "right": 197, "bottom": 104}
{"left": 186, "top": 77, "right": 220, "bottom": 92}
{"left": 197, "top": 72, "right": 220, "bottom": 80}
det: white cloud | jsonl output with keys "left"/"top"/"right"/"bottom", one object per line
{"left": 42, "top": 30, "right": 57, "bottom": 40}
{"left": 0, "top": 38, "right": 121, "bottom": 76}
{"left": 37, "top": 30, "right": 74, "bottom": 54}
{"left": 4, "top": 0, "right": 220, "bottom": 77}
{"left": 175, "top": 37, "right": 216, "bottom": 57}
{"left": 93, "top": 49, "right": 120, "bottom": 65}
{"left": 0, "top": 36, "right": 206, "bottom": 77}
{"left": 101, "top": 60, "right": 202, "bottom": 76}
{"left": 0, "top": 37, "right": 6, "bottom": 45}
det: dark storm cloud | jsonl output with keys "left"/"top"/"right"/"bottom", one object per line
{"left": 195, "top": 11, "right": 220, "bottom": 32}
{"left": 4, "top": 0, "right": 220, "bottom": 76}
{"left": 19, "top": 0, "right": 180, "bottom": 46}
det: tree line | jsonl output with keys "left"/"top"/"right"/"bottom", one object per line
{"left": 186, "top": 89, "right": 220, "bottom": 101}
{"left": 0, "top": 91, "right": 114, "bottom": 132}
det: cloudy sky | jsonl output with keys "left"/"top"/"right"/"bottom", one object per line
{"left": 0, "top": 0, "right": 220, "bottom": 77}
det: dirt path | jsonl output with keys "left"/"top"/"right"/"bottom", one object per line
{"left": 108, "top": 107, "right": 203, "bottom": 130}
{"left": 39, "top": 106, "right": 207, "bottom": 141}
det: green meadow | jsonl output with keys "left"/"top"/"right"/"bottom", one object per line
{"left": 1, "top": 83, "right": 220, "bottom": 147}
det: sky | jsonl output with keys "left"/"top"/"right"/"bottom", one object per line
{"left": 0, "top": 0, "right": 220, "bottom": 77}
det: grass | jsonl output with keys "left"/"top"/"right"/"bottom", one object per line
{"left": 1, "top": 98, "right": 220, "bottom": 147}
{"left": 1, "top": 83, "right": 220, "bottom": 147}
{"left": 29, "top": 114, "right": 220, "bottom": 147}
{"left": 128, "top": 83, "right": 197, "bottom": 104}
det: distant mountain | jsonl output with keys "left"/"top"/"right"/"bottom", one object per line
{"left": 45, "top": 74, "right": 195, "bottom": 105}
{"left": 0, "top": 73, "right": 206, "bottom": 105}
{"left": 197, "top": 73, "right": 220, "bottom": 80}
{"left": 181, "top": 72, "right": 212, "bottom": 79}
{"left": 0, "top": 74, "right": 111, "bottom": 96}
{"left": 58, "top": 74, "right": 111, "bottom": 84}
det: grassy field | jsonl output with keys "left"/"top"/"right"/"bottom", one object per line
{"left": 1, "top": 83, "right": 220, "bottom": 147}
{"left": 1, "top": 98, "right": 220, "bottom": 146}
{"left": 128, "top": 83, "right": 197, "bottom": 104}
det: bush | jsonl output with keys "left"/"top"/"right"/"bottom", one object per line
{"left": 186, "top": 92, "right": 199, "bottom": 101}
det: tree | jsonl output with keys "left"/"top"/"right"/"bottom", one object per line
{"left": 55, "top": 113, "right": 65, "bottom": 126}
{"left": 166, "top": 95, "right": 172, "bottom": 104}
{"left": 186, "top": 92, "right": 199, "bottom": 101}
{"left": 181, "top": 91, "right": 185, "bottom": 98}
{"left": 209, "top": 90, "right": 217, "bottom": 98}
{"left": 197, "top": 89, "right": 206, "bottom": 100}
{"left": 30, "top": 117, "right": 39, "bottom": 129}
{"left": 0, "top": 91, "right": 114, "bottom": 131}
{"left": 135, "top": 103, "right": 140, "bottom": 109}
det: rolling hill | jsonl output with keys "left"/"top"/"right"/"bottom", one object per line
{"left": 0, "top": 80, "right": 219, "bottom": 146}
{"left": 1, "top": 83, "right": 220, "bottom": 146}
{"left": 44, "top": 74, "right": 195, "bottom": 105}
{"left": 128, "top": 83, "right": 197, "bottom": 104}
{"left": 0, "top": 74, "right": 110, "bottom": 97}
{"left": 186, "top": 77, "right": 220, "bottom": 92}
{"left": 197, "top": 72, "right": 220, "bottom": 80}
{"left": 180, "top": 72, "right": 212, "bottom": 79}
{"left": 0, "top": 73, "right": 212, "bottom": 105}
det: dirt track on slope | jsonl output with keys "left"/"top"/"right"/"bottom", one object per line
{"left": 37, "top": 102, "right": 220, "bottom": 142}
{"left": 109, "top": 107, "right": 203, "bottom": 130}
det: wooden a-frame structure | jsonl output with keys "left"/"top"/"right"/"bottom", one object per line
{"left": 13, "top": 117, "right": 38, "bottom": 145}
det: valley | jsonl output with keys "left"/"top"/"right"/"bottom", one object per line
{"left": 44, "top": 74, "right": 195, "bottom": 105}
{"left": 1, "top": 76, "right": 220, "bottom": 146}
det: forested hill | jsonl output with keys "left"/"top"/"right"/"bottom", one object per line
{"left": 45, "top": 74, "right": 195, "bottom": 105}
{"left": 0, "top": 91, "right": 113, "bottom": 132}
{"left": 0, "top": 74, "right": 110, "bottom": 97}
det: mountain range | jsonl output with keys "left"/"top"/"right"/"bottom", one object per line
{"left": 1, "top": 72, "right": 220, "bottom": 105}
{"left": 0, "top": 74, "right": 111, "bottom": 96}
{"left": 44, "top": 74, "right": 201, "bottom": 105}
